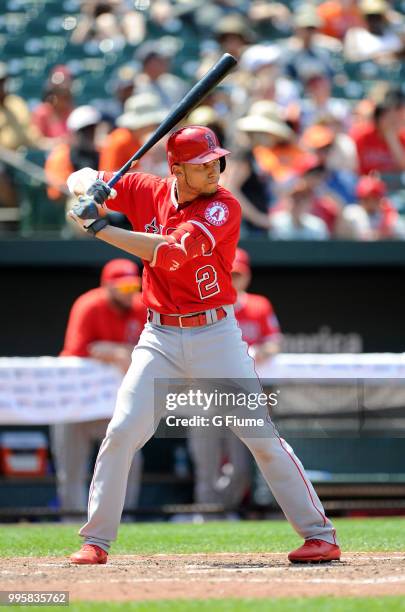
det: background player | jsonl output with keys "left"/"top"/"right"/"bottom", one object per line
{"left": 66, "top": 125, "right": 340, "bottom": 565}
{"left": 52, "top": 258, "right": 146, "bottom": 516}
{"left": 188, "top": 247, "right": 282, "bottom": 512}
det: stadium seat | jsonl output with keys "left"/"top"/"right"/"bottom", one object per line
{"left": 0, "top": 34, "right": 7, "bottom": 53}
{"left": 4, "top": 12, "right": 28, "bottom": 34}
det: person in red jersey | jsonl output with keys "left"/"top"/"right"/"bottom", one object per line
{"left": 66, "top": 125, "right": 340, "bottom": 565}
{"left": 351, "top": 91, "right": 405, "bottom": 175}
{"left": 53, "top": 259, "right": 146, "bottom": 517}
{"left": 61, "top": 258, "right": 146, "bottom": 363}
{"left": 188, "top": 248, "right": 282, "bottom": 512}
{"left": 336, "top": 175, "right": 405, "bottom": 240}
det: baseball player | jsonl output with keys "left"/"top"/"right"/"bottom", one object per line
{"left": 66, "top": 125, "right": 340, "bottom": 564}
{"left": 53, "top": 259, "right": 146, "bottom": 516}
{"left": 188, "top": 247, "right": 282, "bottom": 510}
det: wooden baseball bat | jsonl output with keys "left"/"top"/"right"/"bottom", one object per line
{"left": 75, "top": 54, "right": 237, "bottom": 219}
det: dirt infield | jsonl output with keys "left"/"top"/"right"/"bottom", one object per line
{"left": 1, "top": 553, "right": 404, "bottom": 601}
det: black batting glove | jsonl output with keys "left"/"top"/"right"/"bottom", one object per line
{"left": 86, "top": 179, "right": 112, "bottom": 204}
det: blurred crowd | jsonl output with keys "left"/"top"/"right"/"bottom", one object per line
{"left": 0, "top": 0, "right": 404, "bottom": 240}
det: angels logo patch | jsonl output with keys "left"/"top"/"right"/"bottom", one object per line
{"left": 144, "top": 216, "right": 159, "bottom": 233}
{"left": 204, "top": 202, "right": 229, "bottom": 226}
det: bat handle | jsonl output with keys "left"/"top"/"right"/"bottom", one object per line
{"left": 107, "top": 173, "right": 123, "bottom": 189}
{"left": 107, "top": 157, "right": 139, "bottom": 189}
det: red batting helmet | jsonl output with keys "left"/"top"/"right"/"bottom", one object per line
{"left": 166, "top": 125, "right": 230, "bottom": 173}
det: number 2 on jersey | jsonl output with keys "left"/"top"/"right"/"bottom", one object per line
{"left": 195, "top": 265, "right": 220, "bottom": 299}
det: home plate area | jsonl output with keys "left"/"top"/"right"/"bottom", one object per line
{"left": 1, "top": 553, "right": 405, "bottom": 601}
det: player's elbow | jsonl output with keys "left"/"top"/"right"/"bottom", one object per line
{"left": 150, "top": 240, "right": 188, "bottom": 272}
{"left": 150, "top": 227, "right": 212, "bottom": 272}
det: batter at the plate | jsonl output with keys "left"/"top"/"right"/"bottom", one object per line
{"left": 67, "top": 125, "right": 340, "bottom": 565}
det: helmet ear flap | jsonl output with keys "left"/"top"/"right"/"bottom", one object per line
{"left": 219, "top": 156, "right": 226, "bottom": 173}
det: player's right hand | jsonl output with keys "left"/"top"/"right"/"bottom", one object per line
{"left": 86, "top": 179, "right": 117, "bottom": 204}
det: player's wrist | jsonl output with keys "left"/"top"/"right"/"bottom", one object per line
{"left": 86, "top": 217, "right": 110, "bottom": 237}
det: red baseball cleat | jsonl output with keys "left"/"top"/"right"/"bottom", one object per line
{"left": 288, "top": 539, "right": 341, "bottom": 563}
{"left": 70, "top": 544, "right": 108, "bottom": 565}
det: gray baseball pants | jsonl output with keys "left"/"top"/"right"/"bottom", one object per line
{"left": 188, "top": 428, "right": 251, "bottom": 507}
{"left": 51, "top": 420, "right": 142, "bottom": 513}
{"left": 80, "top": 306, "right": 337, "bottom": 550}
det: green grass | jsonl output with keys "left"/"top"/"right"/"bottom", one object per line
{"left": 1, "top": 520, "right": 404, "bottom": 610}
{"left": 20, "top": 597, "right": 405, "bottom": 611}
{"left": 0, "top": 517, "right": 404, "bottom": 557}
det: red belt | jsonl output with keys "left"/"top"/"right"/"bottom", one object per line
{"left": 148, "top": 307, "right": 227, "bottom": 328}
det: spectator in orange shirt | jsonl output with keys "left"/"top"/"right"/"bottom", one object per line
{"left": 236, "top": 110, "right": 302, "bottom": 190}
{"left": 45, "top": 105, "right": 101, "bottom": 200}
{"left": 99, "top": 93, "right": 166, "bottom": 172}
{"left": 318, "top": 0, "right": 363, "bottom": 40}
{"left": 351, "top": 90, "right": 405, "bottom": 175}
